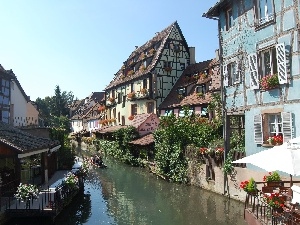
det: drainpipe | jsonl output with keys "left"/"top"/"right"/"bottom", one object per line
{"left": 214, "top": 17, "right": 229, "bottom": 196}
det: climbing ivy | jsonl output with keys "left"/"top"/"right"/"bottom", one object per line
{"left": 154, "top": 107, "right": 222, "bottom": 183}
{"left": 98, "top": 126, "right": 140, "bottom": 166}
{"left": 50, "top": 128, "right": 75, "bottom": 169}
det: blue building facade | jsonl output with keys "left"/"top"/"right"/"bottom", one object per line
{"left": 205, "top": 0, "right": 300, "bottom": 168}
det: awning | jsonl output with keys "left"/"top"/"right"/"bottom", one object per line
{"left": 18, "top": 145, "right": 61, "bottom": 158}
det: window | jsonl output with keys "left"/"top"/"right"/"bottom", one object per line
{"left": 259, "top": 47, "right": 277, "bottom": 77}
{"left": 248, "top": 43, "right": 287, "bottom": 90}
{"left": 146, "top": 102, "right": 154, "bottom": 114}
{"left": 180, "top": 63, "right": 185, "bottom": 70}
{"left": 201, "top": 107, "right": 208, "bottom": 118}
{"left": 228, "top": 62, "right": 240, "bottom": 85}
{"left": 113, "top": 108, "right": 116, "bottom": 119}
{"left": 177, "top": 87, "right": 186, "bottom": 96}
{"left": 112, "top": 90, "right": 115, "bottom": 98}
{"left": 226, "top": 8, "right": 233, "bottom": 31}
{"left": 268, "top": 114, "right": 282, "bottom": 136}
{"left": 122, "top": 96, "right": 126, "bottom": 108}
{"left": 117, "top": 93, "right": 122, "bottom": 104}
{"left": 122, "top": 116, "right": 125, "bottom": 125}
{"left": 174, "top": 44, "right": 180, "bottom": 52}
{"left": 254, "top": 112, "right": 292, "bottom": 144}
{"left": 164, "top": 109, "right": 173, "bottom": 116}
{"left": 196, "top": 85, "right": 206, "bottom": 94}
{"left": 257, "top": 0, "right": 274, "bottom": 25}
{"left": 224, "top": 61, "right": 240, "bottom": 86}
{"left": 143, "top": 79, "right": 147, "bottom": 89}
{"left": 164, "top": 61, "right": 172, "bottom": 68}
{"left": 131, "top": 104, "right": 137, "bottom": 115}
{"left": 131, "top": 83, "right": 134, "bottom": 92}
{"left": 118, "top": 112, "right": 120, "bottom": 123}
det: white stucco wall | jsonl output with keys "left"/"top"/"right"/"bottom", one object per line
{"left": 11, "top": 81, "right": 27, "bottom": 127}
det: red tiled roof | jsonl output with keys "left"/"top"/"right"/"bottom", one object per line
{"left": 129, "top": 113, "right": 153, "bottom": 128}
{"left": 93, "top": 125, "right": 128, "bottom": 134}
{"left": 129, "top": 133, "right": 154, "bottom": 146}
{"left": 159, "top": 60, "right": 216, "bottom": 109}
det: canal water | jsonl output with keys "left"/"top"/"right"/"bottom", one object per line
{"left": 8, "top": 157, "right": 247, "bottom": 225}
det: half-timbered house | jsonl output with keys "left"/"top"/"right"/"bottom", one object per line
{"left": 104, "top": 21, "right": 194, "bottom": 125}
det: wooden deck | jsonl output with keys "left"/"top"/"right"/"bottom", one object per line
{"left": 244, "top": 184, "right": 300, "bottom": 225}
{"left": 3, "top": 174, "right": 84, "bottom": 221}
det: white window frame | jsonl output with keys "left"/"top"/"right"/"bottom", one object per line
{"left": 226, "top": 8, "right": 233, "bottom": 31}
{"left": 259, "top": 47, "right": 277, "bottom": 78}
{"left": 227, "top": 62, "right": 240, "bottom": 85}
{"left": 254, "top": 112, "right": 292, "bottom": 144}
{"left": 268, "top": 114, "right": 282, "bottom": 136}
{"left": 257, "top": 0, "right": 274, "bottom": 25}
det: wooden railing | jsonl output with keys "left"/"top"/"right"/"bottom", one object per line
{"left": 5, "top": 178, "right": 84, "bottom": 219}
{"left": 245, "top": 186, "right": 300, "bottom": 225}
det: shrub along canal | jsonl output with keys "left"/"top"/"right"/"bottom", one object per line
{"left": 7, "top": 156, "right": 247, "bottom": 225}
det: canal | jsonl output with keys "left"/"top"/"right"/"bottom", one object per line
{"left": 8, "top": 157, "right": 247, "bottom": 225}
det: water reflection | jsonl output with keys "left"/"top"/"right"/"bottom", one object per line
{"left": 6, "top": 156, "right": 247, "bottom": 225}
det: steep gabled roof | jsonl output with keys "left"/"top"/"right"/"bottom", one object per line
{"left": 82, "top": 102, "right": 102, "bottom": 121}
{"left": 203, "top": 1, "right": 225, "bottom": 18}
{"left": 7, "top": 70, "right": 30, "bottom": 101}
{"left": 105, "top": 21, "right": 189, "bottom": 90}
{"left": 159, "top": 60, "right": 214, "bottom": 109}
{"left": 0, "top": 121, "right": 60, "bottom": 153}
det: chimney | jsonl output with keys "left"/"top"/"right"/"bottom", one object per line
{"left": 189, "top": 47, "right": 196, "bottom": 64}
{"left": 215, "top": 49, "right": 220, "bottom": 61}
{"left": 135, "top": 46, "right": 138, "bottom": 49}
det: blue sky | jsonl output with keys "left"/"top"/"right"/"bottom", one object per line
{"left": 0, "top": 0, "right": 219, "bottom": 101}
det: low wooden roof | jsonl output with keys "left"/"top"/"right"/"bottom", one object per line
{"left": 93, "top": 125, "right": 128, "bottom": 134}
{"left": 0, "top": 121, "right": 60, "bottom": 154}
{"left": 129, "top": 133, "right": 154, "bottom": 146}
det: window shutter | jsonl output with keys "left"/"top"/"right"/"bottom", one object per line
{"left": 282, "top": 112, "right": 292, "bottom": 142}
{"left": 276, "top": 43, "right": 288, "bottom": 84}
{"left": 223, "top": 65, "right": 228, "bottom": 87}
{"left": 254, "top": 114, "right": 263, "bottom": 144}
{"left": 248, "top": 53, "right": 259, "bottom": 89}
{"left": 235, "top": 62, "right": 241, "bottom": 83}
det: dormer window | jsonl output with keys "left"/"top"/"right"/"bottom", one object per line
{"left": 196, "top": 85, "right": 206, "bottom": 94}
{"left": 177, "top": 87, "right": 186, "bottom": 96}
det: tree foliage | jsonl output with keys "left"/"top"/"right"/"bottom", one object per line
{"left": 154, "top": 107, "right": 223, "bottom": 183}
{"left": 35, "top": 85, "right": 74, "bottom": 130}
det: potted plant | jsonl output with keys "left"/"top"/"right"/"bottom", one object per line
{"left": 108, "top": 97, "right": 115, "bottom": 103}
{"left": 127, "top": 70, "right": 135, "bottom": 76}
{"left": 15, "top": 183, "right": 39, "bottom": 202}
{"left": 64, "top": 172, "right": 79, "bottom": 190}
{"left": 127, "top": 91, "right": 136, "bottom": 100}
{"left": 240, "top": 178, "right": 258, "bottom": 195}
{"left": 262, "top": 192, "right": 285, "bottom": 212}
{"left": 263, "top": 171, "right": 283, "bottom": 187}
{"left": 140, "top": 88, "right": 148, "bottom": 95}
{"left": 267, "top": 135, "right": 283, "bottom": 145}
{"left": 197, "top": 92, "right": 205, "bottom": 98}
{"left": 260, "top": 74, "right": 279, "bottom": 90}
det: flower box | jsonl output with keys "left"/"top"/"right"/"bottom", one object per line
{"left": 260, "top": 74, "right": 280, "bottom": 90}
